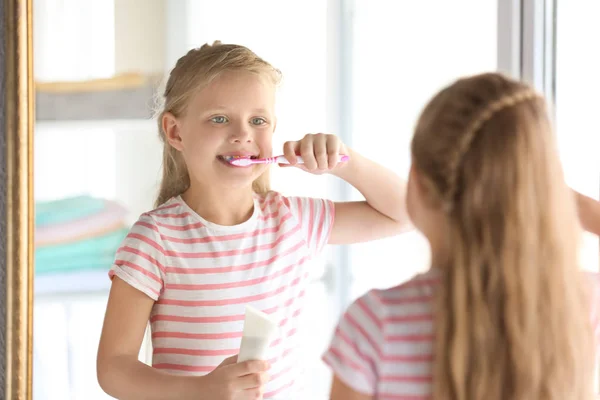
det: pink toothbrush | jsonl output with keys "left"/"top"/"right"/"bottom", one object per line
{"left": 227, "top": 154, "right": 349, "bottom": 167}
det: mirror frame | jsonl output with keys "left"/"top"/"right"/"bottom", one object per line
{"left": 3, "top": 0, "right": 34, "bottom": 398}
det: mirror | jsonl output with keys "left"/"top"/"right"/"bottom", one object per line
{"left": 2, "top": 1, "right": 499, "bottom": 398}
{"left": 30, "top": 1, "right": 338, "bottom": 398}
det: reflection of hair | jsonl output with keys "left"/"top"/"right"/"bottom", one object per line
{"left": 411, "top": 72, "right": 594, "bottom": 399}
{"left": 154, "top": 41, "right": 282, "bottom": 207}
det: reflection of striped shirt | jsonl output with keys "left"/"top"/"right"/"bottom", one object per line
{"left": 324, "top": 269, "right": 600, "bottom": 399}
{"left": 109, "top": 191, "right": 334, "bottom": 399}
{"left": 323, "top": 270, "right": 438, "bottom": 399}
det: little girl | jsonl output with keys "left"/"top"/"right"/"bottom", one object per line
{"left": 323, "top": 72, "right": 600, "bottom": 400}
{"left": 96, "top": 41, "right": 409, "bottom": 399}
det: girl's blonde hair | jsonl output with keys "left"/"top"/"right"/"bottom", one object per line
{"left": 154, "top": 41, "right": 282, "bottom": 207}
{"left": 411, "top": 73, "right": 594, "bottom": 399}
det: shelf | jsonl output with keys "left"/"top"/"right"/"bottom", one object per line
{"left": 35, "top": 118, "right": 156, "bottom": 132}
{"left": 35, "top": 73, "right": 163, "bottom": 122}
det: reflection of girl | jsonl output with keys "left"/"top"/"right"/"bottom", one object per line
{"left": 324, "top": 73, "right": 598, "bottom": 400}
{"left": 96, "top": 41, "right": 410, "bottom": 399}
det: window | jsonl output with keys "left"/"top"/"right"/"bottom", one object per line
{"left": 348, "top": 1, "right": 498, "bottom": 299}
{"left": 555, "top": 0, "right": 600, "bottom": 272}
{"left": 33, "top": 0, "right": 115, "bottom": 82}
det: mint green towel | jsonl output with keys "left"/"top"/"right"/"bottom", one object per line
{"left": 35, "top": 228, "right": 128, "bottom": 275}
{"left": 35, "top": 195, "right": 107, "bottom": 227}
{"left": 34, "top": 254, "right": 118, "bottom": 275}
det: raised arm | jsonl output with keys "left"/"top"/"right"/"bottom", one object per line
{"left": 574, "top": 190, "right": 600, "bottom": 236}
{"left": 329, "top": 148, "right": 412, "bottom": 244}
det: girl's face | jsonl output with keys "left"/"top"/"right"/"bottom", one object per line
{"left": 163, "top": 70, "right": 276, "bottom": 191}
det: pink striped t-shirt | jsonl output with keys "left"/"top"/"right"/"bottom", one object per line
{"left": 323, "top": 269, "right": 438, "bottom": 399}
{"left": 323, "top": 269, "right": 600, "bottom": 400}
{"left": 109, "top": 191, "right": 334, "bottom": 399}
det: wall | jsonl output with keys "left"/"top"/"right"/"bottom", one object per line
{"left": 115, "top": 0, "right": 166, "bottom": 76}
{"left": 35, "top": 0, "right": 167, "bottom": 121}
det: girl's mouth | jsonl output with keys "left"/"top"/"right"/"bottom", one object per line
{"left": 218, "top": 155, "right": 259, "bottom": 163}
{"left": 217, "top": 155, "right": 259, "bottom": 167}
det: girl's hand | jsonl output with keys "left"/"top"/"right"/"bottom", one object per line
{"left": 282, "top": 133, "right": 348, "bottom": 175}
{"left": 200, "top": 355, "right": 270, "bottom": 400}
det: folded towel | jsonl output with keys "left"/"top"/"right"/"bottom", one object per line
{"left": 35, "top": 228, "right": 128, "bottom": 275}
{"left": 35, "top": 195, "right": 107, "bottom": 227}
{"left": 34, "top": 254, "right": 118, "bottom": 275}
{"left": 35, "top": 200, "right": 128, "bottom": 246}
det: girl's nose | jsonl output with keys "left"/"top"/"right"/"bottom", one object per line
{"left": 230, "top": 127, "right": 252, "bottom": 143}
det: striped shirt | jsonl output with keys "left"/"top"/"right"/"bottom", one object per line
{"left": 323, "top": 269, "right": 600, "bottom": 399}
{"left": 109, "top": 191, "right": 334, "bottom": 399}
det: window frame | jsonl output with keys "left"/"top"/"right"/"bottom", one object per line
{"left": 502, "top": 0, "right": 600, "bottom": 390}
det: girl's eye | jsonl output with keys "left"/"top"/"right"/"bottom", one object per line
{"left": 251, "top": 117, "right": 267, "bottom": 126}
{"left": 211, "top": 116, "right": 228, "bottom": 124}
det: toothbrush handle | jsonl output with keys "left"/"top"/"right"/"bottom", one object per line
{"left": 273, "top": 155, "right": 349, "bottom": 165}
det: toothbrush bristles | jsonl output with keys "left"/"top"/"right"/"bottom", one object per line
{"left": 231, "top": 158, "right": 254, "bottom": 166}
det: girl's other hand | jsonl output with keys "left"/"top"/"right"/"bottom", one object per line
{"left": 199, "top": 355, "right": 270, "bottom": 400}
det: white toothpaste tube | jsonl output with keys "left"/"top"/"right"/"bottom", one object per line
{"left": 237, "top": 305, "right": 279, "bottom": 362}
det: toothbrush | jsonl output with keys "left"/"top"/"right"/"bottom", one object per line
{"left": 227, "top": 154, "right": 349, "bottom": 167}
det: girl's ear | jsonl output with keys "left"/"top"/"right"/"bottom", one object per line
{"left": 410, "top": 164, "right": 438, "bottom": 210}
{"left": 409, "top": 164, "right": 426, "bottom": 196}
{"left": 163, "top": 112, "right": 184, "bottom": 151}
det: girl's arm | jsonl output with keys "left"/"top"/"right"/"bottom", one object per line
{"left": 329, "top": 148, "right": 411, "bottom": 244}
{"left": 330, "top": 375, "right": 373, "bottom": 400}
{"left": 282, "top": 134, "right": 411, "bottom": 245}
{"left": 97, "top": 277, "right": 269, "bottom": 400}
{"left": 574, "top": 190, "right": 600, "bottom": 236}
{"left": 97, "top": 277, "right": 200, "bottom": 400}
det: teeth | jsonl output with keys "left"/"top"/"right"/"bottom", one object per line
{"left": 221, "top": 155, "right": 257, "bottom": 161}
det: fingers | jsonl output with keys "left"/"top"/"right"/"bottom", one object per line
{"left": 237, "top": 371, "right": 270, "bottom": 390}
{"left": 229, "top": 360, "right": 270, "bottom": 377}
{"left": 300, "top": 135, "right": 316, "bottom": 170}
{"left": 241, "top": 386, "right": 265, "bottom": 400}
{"left": 208, "top": 356, "right": 270, "bottom": 398}
{"left": 313, "top": 133, "right": 329, "bottom": 170}
{"left": 290, "top": 133, "right": 344, "bottom": 172}
{"left": 218, "top": 354, "right": 238, "bottom": 366}
{"left": 283, "top": 141, "right": 299, "bottom": 165}
{"left": 224, "top": 361, "right": 269, "bottom": 394}
{"left": 283, "top": 133, "right": 347, "bottom": 173}
{"left": 326, "top": 134, "right": 341, "bottom": 170}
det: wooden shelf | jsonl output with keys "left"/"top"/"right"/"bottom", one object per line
{"left": 35, "top": 73, "right": 164, "bottom": 121}
{"left": 35, "top": 72, "right": 153, "bottom": 93}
